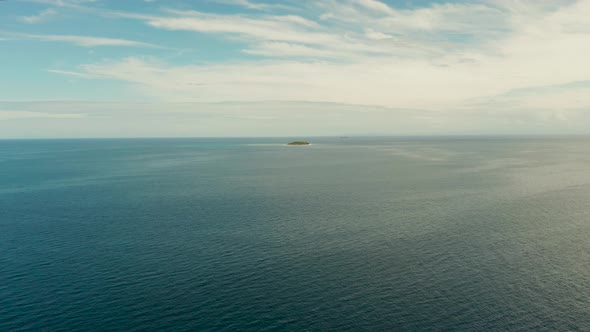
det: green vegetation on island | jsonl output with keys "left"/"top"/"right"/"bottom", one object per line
{"left": 287, "top": 141, "right": 310, "bottom": 146}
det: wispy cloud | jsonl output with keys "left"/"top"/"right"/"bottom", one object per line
{"left": 143, "top": 9, "right": 332, "bottom": 45}
{"left": 23, "top": 0, "right": 97, "bottom": 8}
{"left": 46, "top": 69, "right": 99, "bottom": 78}
{"left": 354, "top": 0, "right": 395, "bottom": 15}
{"left": 242, "top": 41, "right": 336, "bottom": 58}
{"left": 36, "top": 34, "right": 156, "bottom": 47}
{"left": 20, "top": 8, "right": 58, "bottom": 24}
{"left": 9, "top": 0, "right": 590, "bottom": 136}
{"left": 49, "top": 0, "right": 589, "bottom": 111}
{"left": 212, "top": 0, "right": 268, "bottom": 10}
{"left": 2, "top": 32, "right": 158, "bottom": 47}
{"left": 211, "top": 0, "right": 297, "bottom": 11}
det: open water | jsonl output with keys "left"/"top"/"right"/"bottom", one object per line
{"left": 1, "top": 137, "right": 589, "bottom": 331}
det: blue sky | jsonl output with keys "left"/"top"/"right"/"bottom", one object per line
{"left": 1, "top": 0, "right": 590, "bottom": 137}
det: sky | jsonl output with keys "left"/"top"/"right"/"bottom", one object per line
{"left": 2, "top": 0, "right": 590, "bottom": 138}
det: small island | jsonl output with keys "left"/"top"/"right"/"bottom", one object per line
{"left": 287, "top": 141, "right": 311, "bottom": 146}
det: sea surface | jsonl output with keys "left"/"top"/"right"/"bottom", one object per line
{"left": 1, "top": 137, "right": 589, "bottom": 331}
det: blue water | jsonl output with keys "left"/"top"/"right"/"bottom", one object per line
{"left": 1, "top": 137, "right": 589, "bottom": 331}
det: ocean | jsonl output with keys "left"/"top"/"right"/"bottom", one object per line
{"left": 1, "top": 137, "right": 589, "bottom": 331}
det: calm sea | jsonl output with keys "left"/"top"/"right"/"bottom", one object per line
{"left": 1, "top": 137, "right": 589, "bottom": 331}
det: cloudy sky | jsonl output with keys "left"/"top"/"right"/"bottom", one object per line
{"left": 2, "top": 0, "right": 590, "bottom": 138}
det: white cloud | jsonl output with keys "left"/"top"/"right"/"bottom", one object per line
{"left": 13, "top": 0, "right": 590, "bottom": 135}
{"left": 24, "top": 0, "right": 97, "bottom": 8}
{"left": 212, "top": 0, "right": 267, "bottom": 10}
{"left": 210, "top": 0, "right": 296, "bottom": 11}
{"left": 46, "top": 69, "right": 99, "bottom": 78}
{"left": 144, "top": 10, "right": 336, "bottom": 46}
{"left": 242, "top": 41, "right": 337, "bottom": 58}
{"left": 39, "top": 34, "right": 156, "bottom": 47}
{"left": 73, "top": 1, "right": 589, "bottom": 109}
{"left": 4, "top": 32, "right": 158, "bottom": 47}
{"left": 364, "top": 28, "right": 393, "bottom": 40}
{"left": 20, "top": 8, "right": 58, "bottom": 24}
{"left": 354, "top": 0, "right": 395, "bottom": 15}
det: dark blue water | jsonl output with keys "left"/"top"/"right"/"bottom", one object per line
{"left": 1, "top": 137, "right": 589, "bottom": 331}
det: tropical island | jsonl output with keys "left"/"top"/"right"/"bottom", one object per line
{"left": 287, "top": 141, "right": 311, "bottom": 146}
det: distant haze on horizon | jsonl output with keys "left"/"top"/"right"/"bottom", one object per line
{"left": 2, "top": 0, "right": 590, "bottom": 138}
